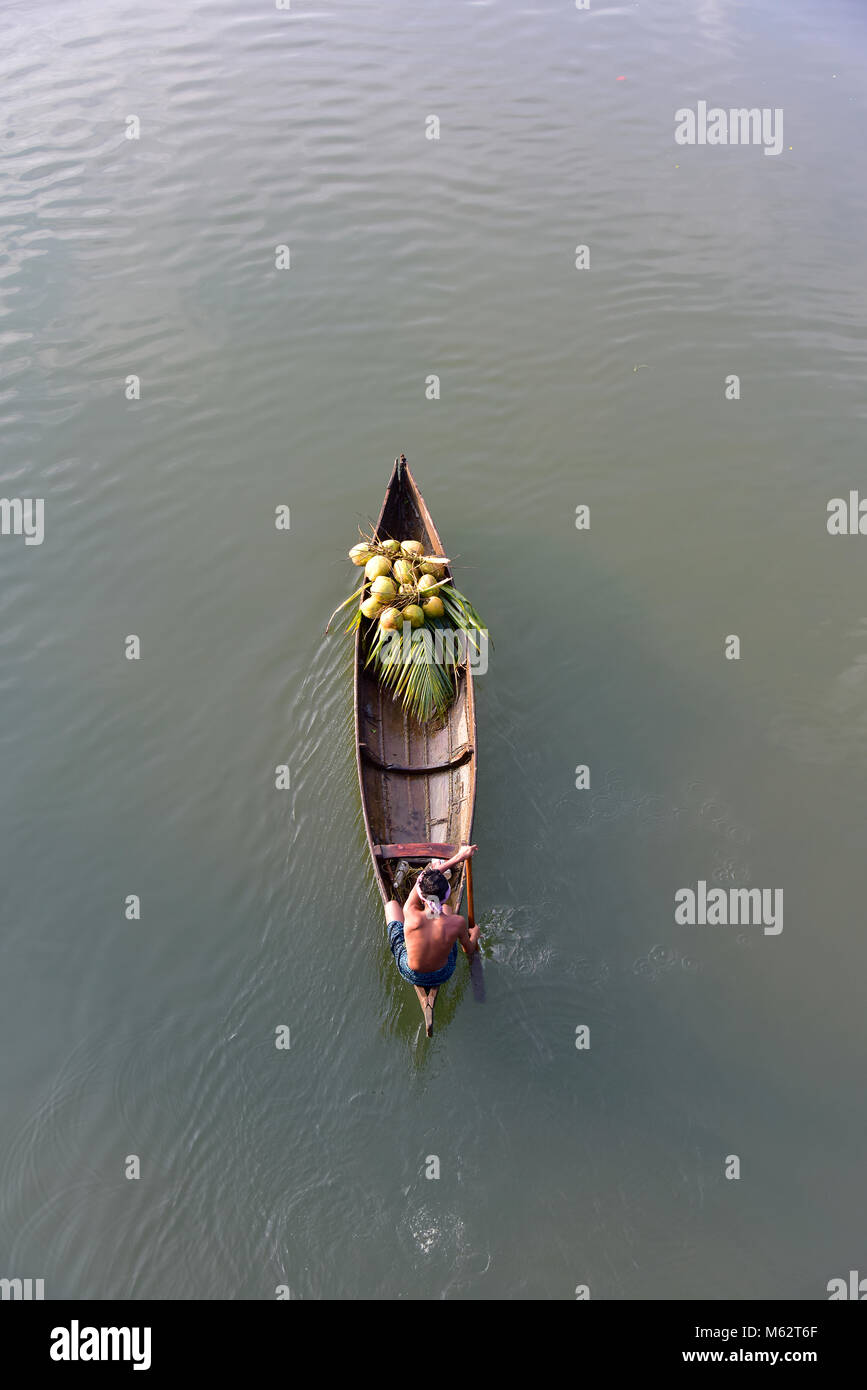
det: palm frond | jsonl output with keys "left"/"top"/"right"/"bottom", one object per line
{"left": 364, "top": 624, "right": 455, "bottom": 722}
{"left": 324, "top": 581, "right": 365, "bottom": 634}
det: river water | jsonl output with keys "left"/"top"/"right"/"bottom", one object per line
{"left": 1, "top": 0, "right": 866, "bottom": 1300}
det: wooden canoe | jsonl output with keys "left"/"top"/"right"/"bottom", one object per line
{"left": 354, "top": 457, "right": 477, "bottom": 1036}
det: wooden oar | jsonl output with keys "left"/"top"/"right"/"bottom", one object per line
{"left": 465, "top": 857, "right": 486, "bottom": 1001}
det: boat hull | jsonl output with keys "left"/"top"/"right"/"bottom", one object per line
{"left": 353, "top": 459, "right": 477, "bottom": 1035}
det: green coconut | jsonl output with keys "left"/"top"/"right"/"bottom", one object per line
{"left": 401, "top": 539, "right": 424, "bottom": 558}
{"left": 379, "top": 606, "right": 401, "bottom": 630}
{"left": 371, "top": 576, "right": 397, "bottom": 602}
{"left": 398, "top": 583, "right": 414, "bottom": 597}
{"left": 381, "top": 538, "right": 401, "bottom": 557}
{"left": 402, "top": 604, "right": 426, "bottom": 629}
{"left": 349, "top": 543, "right": 374, "bottom": 566}
{"left": 365, "top": 555, "right": 392, "bottom": 581}
{"left": 360, "top": 596, "right": 384, "bottom": 619}
{"left": 420, "top": 559, "right": 445, "bottom": 578}
{"left": 417, "top": 573, "right": 441, "bottom": 597}
{"left": 421, "top": 595, "right": 445, "bottom": 619}
{"left": 393, "top": 558, "right": 415, "bottom": 585}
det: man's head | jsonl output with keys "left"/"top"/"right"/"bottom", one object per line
{"left": 417, "top": 868, "right": 450, "bottom": 917}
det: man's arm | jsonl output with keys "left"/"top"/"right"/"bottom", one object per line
{"left": 437, "top": 843, "right": 477, "bottom": 874}
{"left": 456, "top": 914, "right": 479, "bottom": 956}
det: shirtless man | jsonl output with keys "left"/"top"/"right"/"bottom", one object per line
{"left": 385, "top": 845, "right": 479, "bottom": 987}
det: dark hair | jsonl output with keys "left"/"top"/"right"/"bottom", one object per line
{"left": 418, "top": 868, "right": 448, "bottom": 901}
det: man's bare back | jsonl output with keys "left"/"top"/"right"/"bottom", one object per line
{"left": 385, "top": 845, "right": 479, "bottom": 974}
{"left": 403, "top": 898, "right": 466, "bottom": 972}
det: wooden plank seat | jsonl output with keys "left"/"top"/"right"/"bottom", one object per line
{"left": 374, "top": 842, "right": 457, "bottom": 860}
{"left": 359, "top": 742, "right": 473, "bottom": 775}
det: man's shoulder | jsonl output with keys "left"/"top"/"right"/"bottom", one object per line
{"left": 405, "top": 909, "right": 463, "bottom": 937}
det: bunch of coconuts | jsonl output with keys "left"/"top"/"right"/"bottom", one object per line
{"left": 348, "top": 536, "right": 448, "bottom": 631}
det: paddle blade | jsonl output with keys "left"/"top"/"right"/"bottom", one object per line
{"left": 469, "top": 952, "right": 486, "bottom": 1002}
